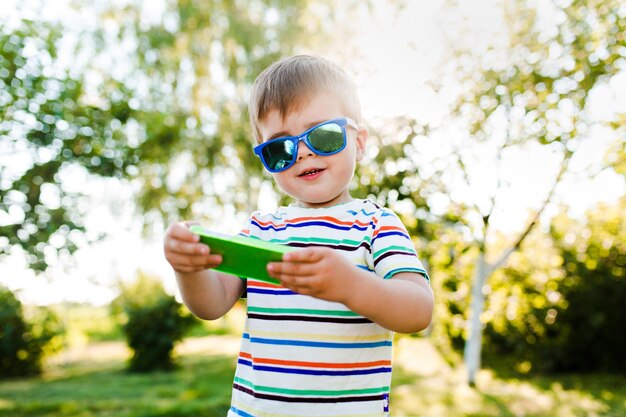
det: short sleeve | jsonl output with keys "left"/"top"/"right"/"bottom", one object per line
{"left": 238, "top": 214, "right": 254, "bottom": 238}
{"left": 370, "top": 209, "right": 430, "bottom": 283}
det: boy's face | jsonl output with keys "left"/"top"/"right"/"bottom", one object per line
{"left": 257, "top": 91, "right": 367, "bottom": 208}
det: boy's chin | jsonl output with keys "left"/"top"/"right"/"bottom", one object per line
{"left": 293, "top": 193, "right": 353, "bottom": 208}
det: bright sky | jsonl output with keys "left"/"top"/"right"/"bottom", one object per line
{"left": 1, "top": 0, "right": 625, "bottom": 306}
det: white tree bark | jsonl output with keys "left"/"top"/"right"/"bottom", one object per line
{"left": 462, "top": 150, "right": 572, "bottom": 385}
{"left": 464, "top": 252, "right": 488, "bottom": 386}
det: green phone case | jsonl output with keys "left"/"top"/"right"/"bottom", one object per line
{"left": 189, "top": 225, "right": 295, "bottom": 285}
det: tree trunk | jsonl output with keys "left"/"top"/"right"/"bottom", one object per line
{"left": 464, "top": 251, "right": 489, "bottom": 386}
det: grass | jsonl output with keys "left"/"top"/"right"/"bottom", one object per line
{"left": 0, "top": 336, "right": 236, "bottom": 417}
{"left": 391, "top": 337, "right": 626, "bottom": 416}
{"left": 1, "top": 335, "right": 624, "bottom": 417}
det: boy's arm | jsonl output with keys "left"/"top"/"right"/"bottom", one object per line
{"left": 165, "top": 222, "right": 245, "bottom": 320}
{"left": 175, "top": 270, "right": 244, "bottom": 320}
{"left": 343, "top": 270, "right": 433, "bottom": 334}
{"left": 268, "top": 247, "right": 433, "bottom": 333}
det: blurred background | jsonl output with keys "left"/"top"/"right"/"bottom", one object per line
{"left": 1, "top": 0, "right": 625, "bottom": 416}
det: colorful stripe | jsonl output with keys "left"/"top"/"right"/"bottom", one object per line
{"left": 238, "top": 352, "right": 391, "bottom": 376}
{"left": 248, "top": 330, "right": 390, "bottom": 343}
{"left": 247, "top": 306, "right": 373, "bottom": 324}
{"left": 372, "top": 245, "right": 417, "bottom": 259}
{"left": 283, "top": 240, "right": 372, "bottom": 252}
{"left": 230, "top": 406, "right": 256, "bottom": 417}
{"left": 251, "top": 218, "right": 371, "bottom": 234}
{"left": 247, "top": 287, "right": 298, "bottom": 296}
{"left": 233, "top": 376, "right": 389, "bottom": 401}
{"left": 248, "top": 313, "right": 372, "bottom": 324}
{"left": 238, "top": 359, "right": 391, "bottom": 376}
{"left": 251, "top": 215, "right": 374, "bottom": 230}
{"left": 382, "top": 267, "right": 429, "bottom": 281}
{"left": 231, "top": 199, "right": 428, "bottom": 415}
{"left": 233, "top": 383, "right": 387, "bottom": 404}
{"left": 248, "top": 307, "right": 362, "bottom": 317}
{"left": 239, "top": 352, "right": 391, "bottom": 369}
{"left": 257, "top": 235, "right": 373, "bottom": 247}
{"left": 373, "top": 250, "right": 418, "bottom": 267}
{"left": 230, "top": 402, "right": 387, "bottom": 417}
{"left": 243, "top": 333, "right": 391, "bottom": 349}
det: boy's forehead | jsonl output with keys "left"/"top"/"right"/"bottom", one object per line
{"left": 257, "top": 98, "right": 307, "bottom": 132}
{"left": 257, "top": 109, "right": 295, "bottom": 141}
{"left": 255, "top": 90, "right": 350, "bottom": 143}
{"left": 269, "top": 94, "right": 311, "bottom": 122}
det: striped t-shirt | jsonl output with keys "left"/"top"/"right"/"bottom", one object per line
{"left": 228, "top": 199, "right": 428, "bottom": 417}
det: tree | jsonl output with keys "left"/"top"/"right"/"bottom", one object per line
{"left": 0, "top": 0, "right": 333, "bottom": 272}
{"left": 350, "top": 0, "right": 625, "bottom": 383}
{"left": 438, "top": 0, "right": 625, "bottom": 384}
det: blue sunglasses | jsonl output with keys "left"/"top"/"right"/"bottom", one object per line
{"left": 254, "top": 117, "right": 358, "bottom": 173}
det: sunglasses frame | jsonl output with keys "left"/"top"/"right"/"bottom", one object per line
{"left": 253, "top": 117, "right": 358, "bottom": 173}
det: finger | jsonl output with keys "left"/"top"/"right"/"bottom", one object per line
{"left": 169, "top": 253, "right": 223, "bottom": 270}
{"left": 268, "top": 261, "right": 317, "bottom": 277}
{"left": 280, "top": 273, "right": 307, "bottom": 287}
{"left": 269, "top": 271, "right": 318, "bottom": 295}
{"left": 166, "top": 239, "right": 208, "bottom": 256}
{"left": 167, "top": 222, "right": 200, "bottom": 242}
{"left": 268, "top": 269, "right": 301, "bottom": 289}
{"left": 282, "top": 247, "right": 325, "bottom": 263}
{"left": 278, "top": 275, "right": 318, "bottom": 296}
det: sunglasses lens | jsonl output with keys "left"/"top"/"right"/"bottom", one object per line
{"left": 262, "top": 139, "right": 296, "bottom": 171}
{"left": 257, "top": 120, "right": 348, "bottom": 172}
{"left": 308, "top": 123, "right": 344, "bottom": 154}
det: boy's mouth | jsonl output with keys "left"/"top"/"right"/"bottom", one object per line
{"left": 298, "top": 168, "right": 324, "bottom": 177}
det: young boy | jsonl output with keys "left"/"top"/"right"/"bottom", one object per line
{"left": 164, "top": 55, "right": 433, "bottom": 417}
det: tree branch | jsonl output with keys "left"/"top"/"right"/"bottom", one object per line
{"left": 454, "top": 146, "right": 488, "bottom": 240}
{"left": 486, "top": 146, "right": 574, "bottom": 276}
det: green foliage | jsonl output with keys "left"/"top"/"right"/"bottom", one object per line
{"left": 0, "top": 336, "right": 625, "bottom": 417}
{"left": 347, "top": 0, "right": 624, "bottom": 372}
{"left": 479, "top": 197, "right": 626, "bottom": 374}
{"left": 353, "top": 118, "right": 434, "bottom": 229}
{"left": 0, "top": 286, "right": 63, "bottom": 378}
{"left": 447, "top": 0, "right": 625, "bottom": 145}
{"left": 354, "top": 0, "right": 625, "bottom": 379}
{"left": 607, "top": 113, "right": 626, "bottom": 175}
{"left": 548, "top": 199, "right": 626, "bottom": 373}
{"left": 112, "top": 274, "right": 195, "bottom": 372}
{"left": 1, "top": 0, "right": 333, "bottom": 271}
{"left": 426, "top": 230, "right": 476, "bottom": 363}
{"left": 479, "top": 230, "right": 568, "bottom": 373}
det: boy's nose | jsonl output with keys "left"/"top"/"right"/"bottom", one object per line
{"left": 297, "top": 140, "right": 315, "bottom": 160}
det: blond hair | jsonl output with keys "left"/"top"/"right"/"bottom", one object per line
{"left": 249, "top": 55, "right": 361, "bottom": 144}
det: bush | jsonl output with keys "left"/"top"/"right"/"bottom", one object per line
{"left": 112, "top": 273, "right": 195, "bottom": 372}
{"left": 481, "top": 200, "right": 626, "bottom": 374}
{"left": 547, "top": 201, "right": 626, "bottom": 373}
{"left": 0, "top": 286, "right": 63, "bottom": 378}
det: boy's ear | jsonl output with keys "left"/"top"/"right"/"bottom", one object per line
{"left": 355, "top": 128, "right": 368, "bottom": 162}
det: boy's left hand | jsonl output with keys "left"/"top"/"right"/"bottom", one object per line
{"left": 267, "top": 247, "right": 358, "bottom": 303}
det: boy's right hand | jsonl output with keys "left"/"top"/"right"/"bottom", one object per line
{"left": 163, "top": 222, "right": 223, "bottom": 274}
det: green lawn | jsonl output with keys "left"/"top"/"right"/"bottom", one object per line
{"left": 0, "top": 336, "right": 624, "bottom": 417}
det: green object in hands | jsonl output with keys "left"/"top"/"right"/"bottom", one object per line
{"left": 189, "top": 225, "right": 295, "bottom": 284}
